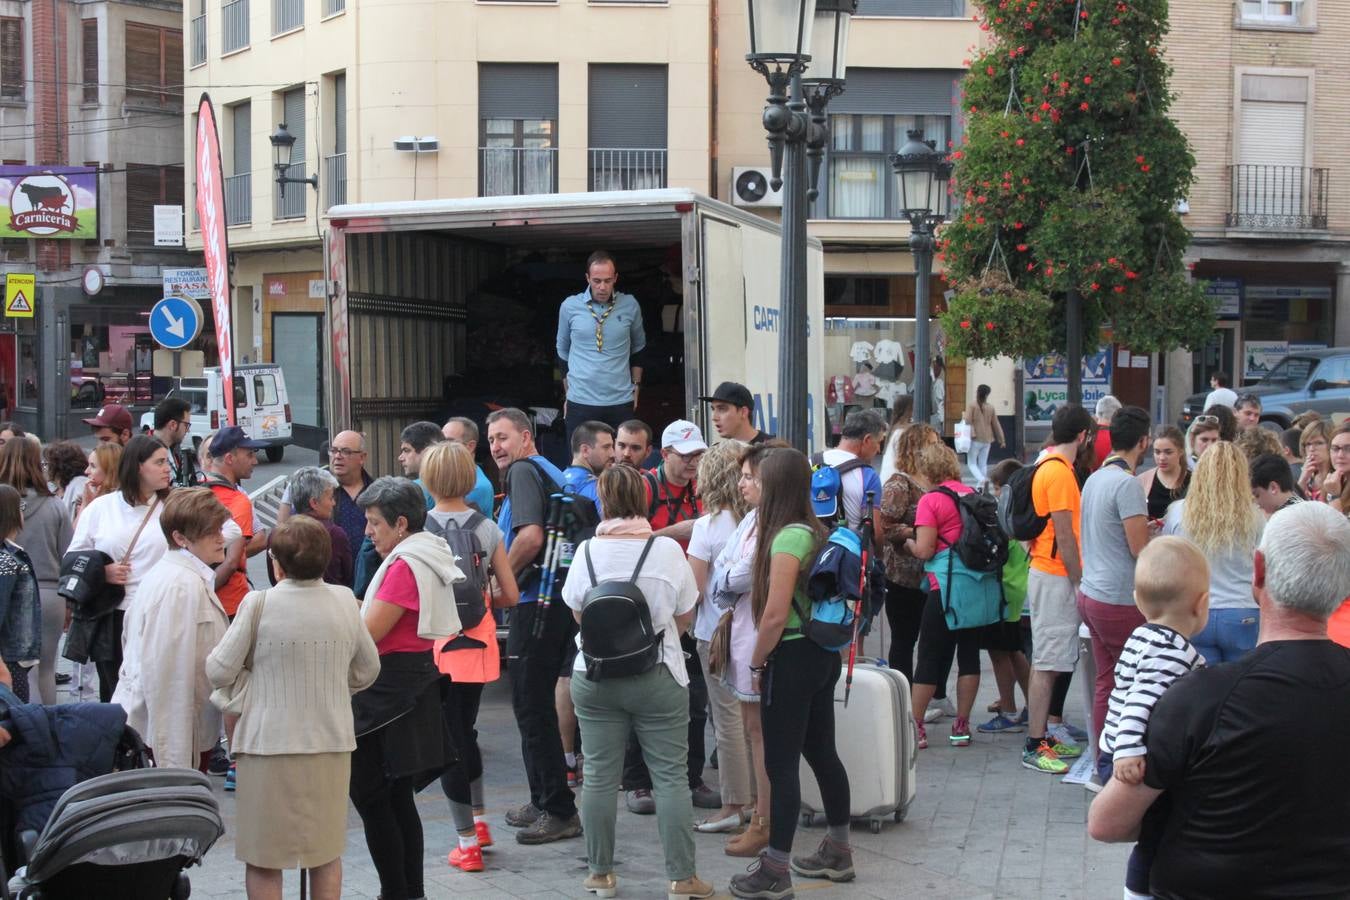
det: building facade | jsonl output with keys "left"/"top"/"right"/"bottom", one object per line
{"left": 1, "top": 0, "right": 194, "bottom": 438}
{"left": 183, "top": 0, "right": 711, "bottom": 445}
{"left": 1164, "top": 0, "right": 1350, "bottom": 414}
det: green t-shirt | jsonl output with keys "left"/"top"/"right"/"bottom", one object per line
{"left": 772, "top": 523, "right": 819, "bottom": 642}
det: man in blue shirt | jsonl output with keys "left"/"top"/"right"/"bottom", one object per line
{"left": 557, "top": 250, "right": 646, "bottom": 443}
{"left": 560, "top": 420, "right": 614, "bottom": 508}
{"left": 443, "top": 416, "right": 497, "bottom": 516}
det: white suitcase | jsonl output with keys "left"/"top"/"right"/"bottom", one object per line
{"left": 798, "top": 661, "right": 917, "bottom": 833}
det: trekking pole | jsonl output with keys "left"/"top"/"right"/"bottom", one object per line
{"left": 532, "top": 494, "right": 564, "bottom": 640}
{"left": 844, "top": 491, "right": 876, "bottom": 706}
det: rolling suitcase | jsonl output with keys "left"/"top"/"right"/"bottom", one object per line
{"left": 799, "top": 661, "right": 917, "bottom": 833}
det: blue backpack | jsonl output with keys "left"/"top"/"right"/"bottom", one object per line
{"left": 794, "top": 527, "right": 885, "bottom": 652}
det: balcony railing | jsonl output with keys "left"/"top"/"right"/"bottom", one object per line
{"left": 479, "top": 147, "right": 557, "bottom": 197}
{"left": 275, "top": 163, "right": 307, "bottom": 219}
{"left": 1227, "top": 164, "right": 1328, "bottom": 231}
{"left": 325, "top": 153, "right": 347, "bottom": 208}
{"left": 225, "top": 173, "right": 251, "bottom": 225}
{"left": 588, "top": 148, "right": 667, "bottom": 192}
{"left": 273, "top": 0, "right": 302, "bottom": 35}
{"left": 222, "top": 0, "right": 249, "bottom": 52}
{"left": 190, "top": 14, "right": 206, "bottom": 67}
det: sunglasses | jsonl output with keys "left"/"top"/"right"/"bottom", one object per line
{"left": 1193, "top": 415, "right": 1219, "bottom": 426}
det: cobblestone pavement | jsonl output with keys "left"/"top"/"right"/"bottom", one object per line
{"left": 175, "top": 664, "right": 1128, "bottom": 900}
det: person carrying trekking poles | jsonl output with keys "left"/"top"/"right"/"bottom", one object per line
{"left": 730, "top": 448, "right": 854, "bottom": 900}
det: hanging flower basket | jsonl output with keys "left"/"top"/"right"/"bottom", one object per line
{"left": 940, "top": 270, "right": 1054, "bottom": 361}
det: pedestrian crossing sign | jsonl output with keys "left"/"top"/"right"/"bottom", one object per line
{"left": 4, "top": 274, "right": 35, "bottom": 318}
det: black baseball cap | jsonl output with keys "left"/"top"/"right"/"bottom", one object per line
{"left": 699, "top": 382, "right": 754, "bottom": 412}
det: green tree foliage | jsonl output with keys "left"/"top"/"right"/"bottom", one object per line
{"left": 937, "top": 0, "right": 1215, "bottom": 360}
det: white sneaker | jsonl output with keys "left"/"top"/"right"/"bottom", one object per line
{"left": 934, "top": 697, "right": 957, "bottom": 718}
{"left": 923, "top": 706, "right": 944, "bottom": 724}
{"left": 1047, "top": 723, "right": 1079, "bottom": 746}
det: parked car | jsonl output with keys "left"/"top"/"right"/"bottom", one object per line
{"left": 138, "top": 364, "right": 293, "bottom": 462}
{"left": 1179, "top": 348, "right": 1350, "bottom": 430}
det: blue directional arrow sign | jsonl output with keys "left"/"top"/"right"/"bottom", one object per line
{"left": 149, "top": 296, "right": 204, "bottom": 350}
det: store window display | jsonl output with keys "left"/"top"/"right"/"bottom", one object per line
{"left": 825, "top": 318, "right": 917, "bottom": 444}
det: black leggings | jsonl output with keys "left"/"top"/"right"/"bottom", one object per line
{"left": 351, "top": 729, "right": 424, "bottom": 900}
{"left": 95, "top": 610, "right": 124, "bottom": 703}
{"left": 440, "top": 680, "right": 485, "bottom": 804}
{"left": 913, "top": 589, "right": 982, "bottom": 686}
{"left": 761, "top": 638, "right": 850, "bottom": 853}
{"left": 884, "top": 581, "right": 926, "bottom": 682}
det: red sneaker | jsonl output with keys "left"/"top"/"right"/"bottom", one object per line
{"left": 475, "top": 820, "right": 494, "bottom": 849}
{"left": 448, "top": 843, "right": 484, "bottom": 872}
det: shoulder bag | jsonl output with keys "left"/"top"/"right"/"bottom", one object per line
{"left": 211, "top": 590, "right": 268, "bottom": 716}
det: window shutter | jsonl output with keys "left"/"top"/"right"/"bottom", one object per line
{"left": 0, "top": 19, "right": 22, "bottom": 99}
{"left": 1239, "top": 101, "right": 1305, "bottom": 166}
{"left": 588, "top": 65, "right": 667, "bottom": 149}
{"left": 283, "top": 88, "right": 306, "bottom": 164}
{"left": 334, "top": 73, "right": 346, "bottom": 154}
{"left": 126, "top": 164, "right": 161, "bottom": 246}
{"left": 163, "top": 29, "right": 183, "bottom": 104}
{"left": 856, "top": 0, "right": 963, "bottom": 15}
{"left": 82, "top": 20, "right": 99, "bottom": 103}
{"left": 232, "top": 102, "right": 251, "bottom": 175}
{"left": 478, "top": 64, "right": 559, "bottom": 121}
{"left": 125, "top": 25, "right": 162, "bottom": 103}
{"left": 829, "top": 69, "right": 959, "bottom": 116}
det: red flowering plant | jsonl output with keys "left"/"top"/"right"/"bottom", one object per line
{"left": 941, "top": 270, "right": 1053, "bottom": 360}
{"left": 943, "top": 0, "right": 1215, "bottom": 356}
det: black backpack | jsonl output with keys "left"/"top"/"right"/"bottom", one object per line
{"left": 996, "top": 454, "right": 1072, "bottom": 542}
{"left": 934, "top": 486, "right": 1009, "bottom": 574}
{"left": 424, "top": 511, "right": 490, "bottom": 631}
{"left": 578, "top": 537, "right": 662, "bottom": 680}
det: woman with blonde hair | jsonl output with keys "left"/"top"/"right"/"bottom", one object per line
{"left": 419, "top": 441, "right": 520, "bottom": 874}
{"left": 1235, "top": 426, "right": 1285, "bottom": 463}
{"left": 1162, "top": 442, "right": 1264, "bottom": 662}
{"left": 879, "top": 423, "right": 942, "bottom": 684}
{"left": 686, "top": 439, "right": 752, "bottom": 834}
{"left": 78, "top": 442, "right": 123, "bottom": 520}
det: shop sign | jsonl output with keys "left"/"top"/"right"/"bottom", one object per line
{"left": 1205, "top": 278, "right": 1242, "bottom": 320}
{"left": 4, "top": 274, "right": 35, "bottom": 318}
{"left": 1245, "top": 285, "right": 1333, "bottom": 302}
{"left": 1244, "top": 341, "right": 1289, "bottom": 381}
{"left": 153, "top": 205, "right": 184, "bottom": 246}
{"left": 162, "top": 267, "right": 210, "bottom": 301}
{"left": 1024, "top": 347, "right": 1113, "bottom": 424}
{"left": 0, "top": 166, "right": 98, "bottom": 240}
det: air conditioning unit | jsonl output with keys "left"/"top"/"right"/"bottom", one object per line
{"left": 731, "top": 167, "right": 783, "bottom": 209}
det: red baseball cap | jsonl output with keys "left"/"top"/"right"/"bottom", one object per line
{"left": 82, "top": 404, "right": 133, "bottom": 433}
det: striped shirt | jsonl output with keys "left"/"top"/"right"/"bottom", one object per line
{"left": 1100, "top": 623, "right": 1203, "bottom": 759}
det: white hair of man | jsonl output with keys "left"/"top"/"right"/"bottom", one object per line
{"left": 1259, "top": 501, "right": 1350, "bottom": 619}
{"left": 1095, "top": 394, "right": 1122, "bottom": 423}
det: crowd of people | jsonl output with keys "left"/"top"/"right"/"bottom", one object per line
{"left": 0, "top": 363, "right": 1348, "bottom": 900}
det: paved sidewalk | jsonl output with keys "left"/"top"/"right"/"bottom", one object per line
{"left": 180, "top": 665, "right": 1129, "bottom": 900}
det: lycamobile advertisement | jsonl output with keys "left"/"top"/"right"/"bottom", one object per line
{"left": 0, "top": 167, "right": 99, "bottom": 240}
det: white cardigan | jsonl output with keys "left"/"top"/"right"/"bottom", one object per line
{"left": 112, "top": 550, "right": 229, "bottom": 769}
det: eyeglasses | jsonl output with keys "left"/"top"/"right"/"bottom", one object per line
{"left": 672, "top": 450, "right": 704, "bottom": 463}
{"left": 331, "top": 447, "right": 364, "bottom": 457}
{"left": 1193, "top": 415, "right": 1219, "bottom": 426}
{"left": 1332, "top": 442, "right": 1350, "bottom": 454}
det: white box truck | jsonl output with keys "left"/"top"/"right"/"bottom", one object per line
{"left": 322, "top": 189, "right": 824, "bottom": 473}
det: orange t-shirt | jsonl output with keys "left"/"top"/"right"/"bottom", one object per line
{"left": 1029, "top": 452, "right": 1081, "bottom": 577}
{"left": 1329, "top": 599, "right": 1350, "bottom": 649}
{"left": 210, "top": 483, "right": 255, "bottom": 616}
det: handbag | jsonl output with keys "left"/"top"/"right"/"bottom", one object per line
{"left": 211, "top": 590, "right": 268, "bottom": 716}
{"left": 707, "top": 609, "right": 733, "bottom": 679}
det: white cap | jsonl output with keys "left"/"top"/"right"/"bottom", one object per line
{"left": 1204, "top": 387, "right": 1239, "bottom": 411}
{"left": 661, "top": 419, "right": 709, "bottom": 454}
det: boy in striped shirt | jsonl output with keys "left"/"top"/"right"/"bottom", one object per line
{"left": 1101, "top": 536, "right": 1210, "bottom": 898}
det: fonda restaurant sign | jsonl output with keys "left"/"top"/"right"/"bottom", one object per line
{"left": 0, "top": 166, "right": 99, "bottom": 239}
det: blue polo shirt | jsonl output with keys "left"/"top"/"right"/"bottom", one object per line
{"left": 556, "top": 288, "right": 646, "bottom": 407}
{"left": 469, "top": 465, "right": 495, "bottom": 517}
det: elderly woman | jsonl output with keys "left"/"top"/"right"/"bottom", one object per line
{"left": 0, "top": 438, "right": 72, "bottom": 705}
{"left": 114, "top": 488, "right": 231, "bottom": 770}
{"left": 1163, "top": 442, "right": 1265, "bottom": 662}
{"left": 686, "top": 440, "right": 752, "bottom": 835}
{"left": 280, "top": 466, "right": 354, "bottom": 587}
{"left": 66, "top": 435, "right": 171, "bottom": 700}
{"left": 351, "top": 476, "right": 462, "bottom": 900}
{"left": 561, "top": 465, "right": 709, "bottom": 900}
{"left": 207, "top": 516, "right": 380, "bottom": 900}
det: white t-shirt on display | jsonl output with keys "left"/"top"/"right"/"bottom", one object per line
{"left": 849, "top": 341, "right": 875, "bottom": 363}
{"left": 874, "top": 339, "right": 904, "bottom": 364}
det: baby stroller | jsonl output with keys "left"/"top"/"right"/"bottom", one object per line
{"left": 5, "top": 768, "right": 223, "bottom": 900}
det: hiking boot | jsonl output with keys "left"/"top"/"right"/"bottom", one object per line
{"left": 948, "top": 717, "right": 972, "bottom": 747}
{"left": 669, "top": 875, "right": 715, "bottom": 899}
{"left": 625, "top": 789, "right": 656, "bottom": 815}
{"left": 475, "top": 820, "right": 494, "bottom": 848}
{"left": 977, "top": 713, "right": 1025, "bottom": 734}
{"left": 690, "top": 781, "right": 722, "bottom": 809}
{"left": 725, "top": 816, "right": 769, "bottom": 857}
{"left": 1021, "top": 740, "right": 1070, "bottom": 775}
{"left": 447, "top": 844, "right": 484, "bottom": 872}
{"left": 583, "top": 873, "right": 617, "bottom": 898}
{"left": 504, "top": 802, "right": 541, "bottom": 828}
{"left": 730, "top": 852, "right": 794, "bottom": 899}
{"left": 515, "top": 812, "right": 582, "bottom": 845}
{"left": 790, "top": 837, "right": 856, "bottom": 882}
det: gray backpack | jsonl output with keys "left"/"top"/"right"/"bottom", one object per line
{"left": 425, "top": 511, "right": 490, "bottom": 631}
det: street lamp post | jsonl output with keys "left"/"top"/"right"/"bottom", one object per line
{"left": 269, "top": 123, "right": 319, "bottom": 197}
{"left": 745, "top": 0, "right": 855, "bottom": 451}
{"left": 891, "top": 129, "right": 950, "bottom": 425}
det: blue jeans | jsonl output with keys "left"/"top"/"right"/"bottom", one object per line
{"left": 1191, "top": 607, "right": 1259, "bottom": 664}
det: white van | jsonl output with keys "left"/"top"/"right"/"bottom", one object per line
{"left": 139, "top": 364, "right": 294, "bottom": 462}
